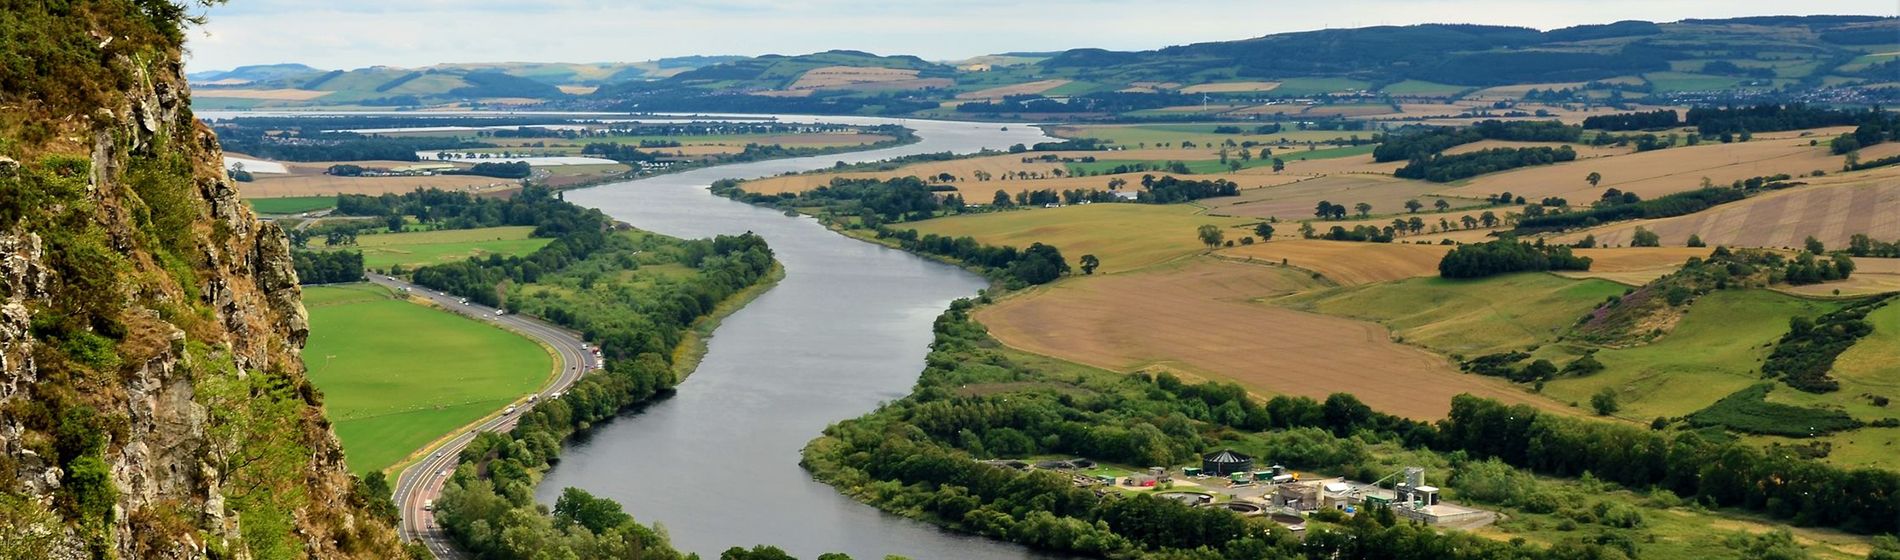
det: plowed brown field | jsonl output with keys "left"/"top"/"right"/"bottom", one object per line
{"left": 974, "top": 258, "right": 1573, "bottom": 419}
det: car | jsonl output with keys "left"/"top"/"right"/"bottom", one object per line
{"left": 423, "top": 500, "right": 434, "bottom": 511}
{"left": 438, "top": 470, "right": 448, "bottom": 478}
{"left": 504, "top": 405, "right": 517, "bottom": 415}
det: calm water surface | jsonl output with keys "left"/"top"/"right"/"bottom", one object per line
{"left": 541, "top": 116, "right": 1070, "bottom": 559}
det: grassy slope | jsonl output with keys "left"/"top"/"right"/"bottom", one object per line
{"left": 1542, "top": 290, "right": 1839, "bottom": 421}
{"left": 1276, "top": 273, "right": 1627, "bottom": 356}
{"left": 1758, "top": 302, "right": 1900, "bottom": 469}
{"left": 304, "top": 283, "right": 552, "bottom": 475}
{"left": 323, "top": 226, "right": 553, "bottom": 270}
{"left": 906, "top": 204, "right": 1250, "bottom": 274}
{"left": 247, "top": 196, "right": 337, "bottom": 214}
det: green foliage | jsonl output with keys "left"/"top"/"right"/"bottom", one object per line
{"left": 1438, "top": 238, "right": 1592, "bottom": 279}
{"left": 1590, "top": 388, "right": 1620, "bottom": 415}
{"left": 1395, "top": 146, "right": 1578, "bottom": 183}
{"left": 1685, "top": 384, "right": 1861, "bottom": 437}
{"left": 292, "top": 251, "right": 364, "bottom": 285}
{"left": 1761, "top": 296, "right": 1891, "bottom": 393}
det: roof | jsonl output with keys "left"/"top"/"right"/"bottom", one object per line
{"left": 1204, "top": 449, "right": 1252, "bottom": 463}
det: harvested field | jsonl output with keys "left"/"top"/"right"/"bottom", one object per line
{"left": 974, "top": 258, "right": 1569, "bottom": 419}
{"left": 1202, "top": 175, "right": 1463, "bottom": 221}
{"left": 1181, "top": 81, "right": 1281, "bottom": 93}
{"left": 957, "top": 79, "right": 1072, "bottom": 100}
{"left": 1219, "top": 240, "right": 1449, "bottom": 285}
{"left": 1276, "top": 272, "right": 1628, "bottom": 357}
{"left": 1778, "top": 257, "right": 1900, "bottom": 297}
{"left": 1272, "top": 153, "right": 1406, "bottom": 175}
{"left": 739, "top": 149, "right": 1303, "bottom": 198}
{"left": 907, "top": 204, "right": 1252, "bottom": 273}
{"left": 190, "top": 88, "right": 331, "bottom": 100}
{"left": 1441, "top": 136, "right": 1851, "bottom": 202}
{"left": 1466, "top": 82, "right": 1590, "bottom": 99}
{"left": 1552, "top": 247, "right": 1715, "bottom": 285}
{"left": 556, "top": 85, "right": 598, "bottom": 95}
{"left": 789, "top": 66, "right": 918, "bottom": 89}
{"left": 1551, "top": 172, "right": 1900, "bottom": 250}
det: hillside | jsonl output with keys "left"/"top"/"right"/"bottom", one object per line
{"left": 186, "top": 57, "right": 745, "bottom": 109}
{"left": 1, "top": 1, "right": 406, "bottom": 558}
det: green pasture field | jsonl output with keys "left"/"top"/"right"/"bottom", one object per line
{"left": 1066, "top": 144, "right": 1376, "bottom": 175}
{"left": 907, "top": 203, "right": 1250, "bottom": 274}
{"left": 1276, "top": 273, "right": 1628, "bottom": 357}
{"left": 1754, "top": 302, "right": 1900, "bottom": 469}
{"left": 1052, "top": 124, "right": 1370, "bottom": 148}
{"left": 323, "top": 225, "right": 552, "bottom": 270}
{"left": 1643, "top": 72, "right": 1745, "bottom": 93}
{"left": 247, "top": 196, "right": 337, "bottom": 214}
{"left": 1268, "top": 77, "right": 1372, "bottom": 96}
{"left": 303, "top": 283, "right": 553, "bottom": 475}
{"left": 1378, "top": 80, "right": 1467, "bottom": 96}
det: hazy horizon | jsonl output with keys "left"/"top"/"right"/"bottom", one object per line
{"left": 184, "top": 0, "right": 1894, "bottom": 72}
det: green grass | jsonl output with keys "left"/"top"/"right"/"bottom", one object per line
{"left": 1643, "top": 72, "right": 1745, "bottom": 93}
{"left": 1269, "top": 77, "right": 1372, "bottom": 96}
{"left": 1378, "top": 80, "right": 1467, "bottom": 96}
{"left": 1278, "top": 273, "right": 1628, "bottom": 356}
{"left": 1066, "top": 144, "right": 1376, "bottom": 175}
{"left": 1542, "top": 290, "right": 1839, "bottom": 420}
{"left": 247, "top": 196, "right": 336, "bottom": 214}
{"left": 304, "top": 284, "right": 552, "bottom": 475}
{"left": 1051, "top": 124, "right": 1368, "bottom": 148}
{"left": 323, "top": 226, "right": 552, "bottom": 271}
{"left": 1758, "top": 302, "right": 1900, "bottom": 469}
{"left": 907, "top": 204, "right": 1250, "bottom": 274}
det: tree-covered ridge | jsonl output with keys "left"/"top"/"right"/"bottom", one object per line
{"left": 1394, "top": 145, "right": 1578, "bottom": 182}
{"left": 1373, "top": 120, "right": 1582, "bottom": 162}
{"left": 1570, "top": 247, "right": 1857, "bottom": 346}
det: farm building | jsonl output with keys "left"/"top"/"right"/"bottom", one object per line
{"left": 1202, "top": 449, "right": 1254, "bottom": 476}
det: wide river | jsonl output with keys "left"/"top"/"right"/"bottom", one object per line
{"left": 542, "top": 116, "right": 1068, "bottom": 559}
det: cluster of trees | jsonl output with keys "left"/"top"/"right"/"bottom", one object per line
{"left": 579, "top": 142, "right": 658, "bottom": 162}
{"left": 442, "top": 161, "right": 532, "bottom": 179}
{"left": 1582, "top": 109, "right": 1681, "bottom": 131}
{"left": 954, "top": 92, "right": 1198, "bottom": 114}
{"left": 290, "top": 251, "right": 364, "bottom": 285}
{"left": 1684, "top": 104, "right": 1873, "bottom": 136}
{"left": 1762, "top": 296, "right": 1892, "bottom": 393}
{"left": 1514, "top": 187, "right": 1746, "bottom": 234}
{"left": 1317, "top": 225, "right": 1394, "bottom": 243}
{"left": 1438, "top": 238, "right": 1592, "bottom": 279}
{"left": 1142, "top": 176, "right": 1239, "bottom": 203}
{"left": 1829, "top": 110, "right": 1900, "bottom": 155}
{"left": 1373, "top": 120, "right": 1582, "bottom": 162}
{"left": 334, "top": 186, "right": 600, "bottom": 234}
{"left": 1846, "top": 233, "right": 1900, "bottom": 258}
{"left": 1395, "top": 146, "right": 1578, "bottom": 182}
{"left": 877, "top": 227, "right": 1070, "bottom": 287}
{"left": 1684, "top": 384, "right": 1864, "bottom": 438}
{"left": 1780, "top": 250, "right": 1857, "bottom": 286}
{"left": 211, "top": 122, "right": 491, "bottom": 162}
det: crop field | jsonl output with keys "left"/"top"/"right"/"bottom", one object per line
{"left": 1643, "top": 71, "right": 1745, "bottom": 92}
{"left": 231, "top": 157, "right": 519, "bottom": 198}
{"left": 1552, "top": 167, "right": 1900, "bottom": 250}
{"left": 906, "top": 204, "right": 1252, "bottom": 273}
{"left": 1046, "top": 124, "right": 1372, "bottom": 148}
{"left": 1439, "top": 134, "right": 1854, "bottom": 203}
{"left": 739, "top": 149, "right": 1320, "bottom": 198}
{"left": 1200, "top": 174, "right": 1465, "bottom": 221}
{"left": 1065, "top": 145, "right": 1377, "bottom": 175}
{"left": 1465, "top": 81, "right": 1591, "bottom": 100}
{"left": 974, "top": 258, "right": 1569, "bottom": 419}
{"left": 1266, "top": 77, "right": 1371, "bottom": 96}
{"left": 1377, "top": 80, "right": 1467, "bottom": 96}
{"left": 1276, "top": 272, "right": 1628, "bottom": 356}
{"left": 247, "top": 196, "right": 336, "bottom": 214}
{"left": 303, "top": 284, "right": 552, "bottom": 474}
{"left": 1778, "top": 257, "right": 1900, "bottom": 297}
{"left": 1179, "top": 81, "right": 1281, "bottom": 93}
{"left": 328, "top": 226, "right": 553, "bottom": 270}
{"left": 1219, "top": 240, "right": 1450, "bottom": 285}
{"left": 1440, "top": 140, "right": 1631, "bottom": 159}
{"left": 956, "top": 79, "right": 1072, "bottom": 100}
{"left": 1542, "top": 290, "right": 1839, "bottom": 422}
{"left": 1551, "top": 247, "right": 1716, "bottom": 285}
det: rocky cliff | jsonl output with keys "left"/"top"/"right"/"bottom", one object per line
{"left": 0, "top": 1, "right": 406, "bottom": 558}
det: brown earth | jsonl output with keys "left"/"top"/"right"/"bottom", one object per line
{"left": 1441, "top": 135, "right": 1856, "bottom": 203}
{"left": 957, "top": 79, "right": 1072, "bottom": 100}
{"left": 1219, "top": 240, "right": 1451, "bottom": 285}
{"left": 974, "top": 258, "right": 1573, "bottom": 419}
{"left": 1552, "top": 167, "right": 1900, "bottom": 250}
{"left": 1202, "top": 174, "right": 1466, "bottom": 221}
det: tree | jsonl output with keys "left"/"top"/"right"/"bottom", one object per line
{"left": 1107, "top": 178, "right": 1127, "bottom": 191}
{"left": 1007, "top": 243, "right": 1069, "bottom": 284}
{"left": 1479, "top": 211, "right": 1498, "bottom": 228}
{"left": 992, "top": 190, "right": 1011, "bottom": 207}
{"left": 1404, "top": 199, "right": 1422, "bottom": 213}
{"left": 1591, "top": 388, "right": 1621, "bottom": 415}
{"left": 1253, "top": 223, "right": 1274, "bottom": 241}
{"left": 1197, "top": 224, "right": 1224, "bottom": 249}
{"left": 1461, "top": 215, "right": 1479, "bottom": 229}
{"left": 1586, "top": 171, "right": 1602, "bottom": 187}
{"left": 1805, "top": 236, "right": 1826, "bottom": 255}
{"left": 1079, "top": 254, "right": 1100, "bottom": 275}
{"left": 1434, "top": 199, "right": 1451, "bottom": 212}
{"left": 1687, "top": 234, "right": 1706, "bottom": 247}
{"left": 1271, "top": 158, "right": 1285, "bottom": 172}
{"left": 1407, "top": 217, "right": 1425, "bottom": 234}
{"left": 1631, "top": 227, "right": 1661, "bottom": 247}
{"left": 1354, "top": 202, "right": 1372, "bottom": 218}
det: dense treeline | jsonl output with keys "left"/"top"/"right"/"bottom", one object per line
{"left": 1513, "top": 187, "right": 1746, "bottom": 233}
{"left": 1394, "top": 146, "right": 1577, "bottom": 182}
{"left": 1581, "top": 109, "right": 1680, "bottom": 131}
{"left": 335, "top": 186, "right": 598, "bottom": 234}
{"left": 290, "top": 250, "right": 364, "bottom": 285}
{"left": 1373, "top": 120, "right": 1582, "bottom": 162}
{"left": 1828, "top": 110, "right": 1900, "bottom": 155}
{"left": 877, "top": 227, "right": 1071, "bottom": 287}
{"left": 1684, "top": 384, "right": 1865, "bottom": 438}
{"left": 1761, "top": 296, "right": 1892, "bottom": 393}
{"left": 1438, "top": 238, "right": 1592, "bottom": 278}
{"left": 1685, "top": 104, "right": 1874, "bottom": 136}
{"left": 432, "top": 231, "right": 779, "bottom": 560}
{"left": 954, "top": 92, "right": 1199, "bottom": 114}
{"left": 1141, "top": 176, "right": 1239, "bottom": 203}
{"left": 209, "top": 118, "right": 492, "bottom": 162}
{"left": 441, "top": 160, "right": 532, "bottom": 179}
{"left": 1441, "top": 395, "right": 1900, "bottom": 534}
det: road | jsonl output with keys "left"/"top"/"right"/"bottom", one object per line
{"left": 370, "top": 275, "right": 597, "bottom": 559}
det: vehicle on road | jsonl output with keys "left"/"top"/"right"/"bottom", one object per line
{"left": 423, "top": 499, "right": 434, "bottom": 511}
{"left": 504, "top": 405, "right": 517, "bottom": 415}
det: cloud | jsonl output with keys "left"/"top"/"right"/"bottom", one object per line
{"left": 185, "top": 0, "right": 1895, "bottom": 71}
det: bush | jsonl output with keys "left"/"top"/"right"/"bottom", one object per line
{"left": 1686, "top": 384, "right": 1861, "bottom": 437}
{"left": 1590, "top": 388, "right": 1619, "bottom": 415}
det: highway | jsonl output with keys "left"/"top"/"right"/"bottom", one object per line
{"left": 369, "top": 275, "right": 597, "bottom": 559}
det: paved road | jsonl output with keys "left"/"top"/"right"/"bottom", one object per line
{"left": 370, "top": 275, "right": 597, "bottom": 559}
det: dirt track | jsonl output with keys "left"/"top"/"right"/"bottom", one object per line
{"left": 975, "top": 258, "right": 1573, "bottom": 420}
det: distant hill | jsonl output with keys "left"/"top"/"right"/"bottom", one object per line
{"left": 187, "top": 63, "right": 323, "bottom": 83}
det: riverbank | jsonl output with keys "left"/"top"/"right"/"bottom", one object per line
{"left": 672, "top": 261, "right": 787, "bottom": 379}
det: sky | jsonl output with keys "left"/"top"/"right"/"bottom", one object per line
{"left": 184, "top": 0, "right": 1895, "bottom": 71}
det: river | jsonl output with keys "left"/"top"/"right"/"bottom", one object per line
{"left": 542, "top": 116, "right": 1067, "bottom": 559}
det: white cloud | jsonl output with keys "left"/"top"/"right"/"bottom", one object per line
{"left": 185, "top": 0, "right": 1896, "bottom": 71}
